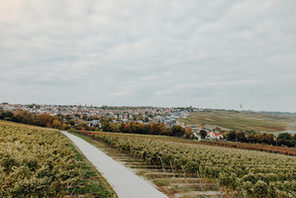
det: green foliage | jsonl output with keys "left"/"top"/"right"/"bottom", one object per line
{"left": 103, "top": 121, "right": 194, "bottom": 139}
{"left": 236, "top": 131, "right": 247, "bottom": 142}
{"left": 251, "top": 180, "right": 268, "bottom": 197}
{"left": 223, "top": 130, "right": 296, "bottom": 147}
{"left": 0, "top": 121, "right": 80, "bottom": 197}
{"left": 226, "top": 131, "right": 237, "bottom": 141}
{"left": 101, "top": 119, "right": 113, "bottom": 132}
{"left": 169, "top": 125, "right": 185, "bottom": 137}
{"left": 200, "top": 129, "right": 207, "bottom": 139}
{"left": 277, "top": 133, "right": 296, "bottom": 147}
{"left": 94, "top": 133, "right": 296, "bottom": 197}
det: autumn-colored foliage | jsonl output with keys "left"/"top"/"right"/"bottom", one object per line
{"left": 0, "top": 110, "right": 69, "bottom": 130}
{"left": 93, "top": 132, "right": 296, "bottom": 198}
{"left": 197, "top": 141, "right": 296, "bottom": 156}
{"left": 0, "top": 121, "right": 80, "bottom": 197}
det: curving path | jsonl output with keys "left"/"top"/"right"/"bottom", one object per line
{"left": 61, "top": 131, "right": 168, "bottom": 198}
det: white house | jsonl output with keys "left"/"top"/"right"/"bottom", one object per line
{"left": 206, "top": 131, "right": 224, "bottom": 140}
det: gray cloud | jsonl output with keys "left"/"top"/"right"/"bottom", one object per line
{"left": 0, "top": 0, "right": 296, "bottom": 111}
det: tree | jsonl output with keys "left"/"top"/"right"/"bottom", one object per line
{"left": 143, "top": 124, "right": 152, "bottom": 134}
{"left": 110, "top": 123, "right": 120, "bottom": 132}
{"left": 260, "top": 133, "right": 275, "bottom": 145}
{"left": 236, "top": 131, "right": 247, "bottom": 142}
{"left": 52, "top": 119, "right": 62, "bottom": 129}
{"left": 61, "top": 123, "right": 69, "bottom": 130}
{"left": 184, "top": 128, "right": 194, "bottom": 139}
{"left": 101, "top": 120, "right": 112, "bottom": 132}
{"left": 226, "top": 131, "right": 237, "bottom": 141}
{"left": 150, "top": 123, "right": 166, "bottom": 135}
{"left": 247, "top": 134, "right": 258, "bottom": 143}
{"left": 33, "top": 114, "right": 55, "bottom": 127}
{"left": 14, "top": 110, "right": 34, "bottom": 124}
{"left": 277, "top": 133, "right": 295, "bottom": 147}
{"left": 0, "top": 110, "right": 14, "bottom": 120}
{"left": 119, "top": 123, "right": 129, "bottom": 133}
{"left": 278, "top": 133, "right": 292, "bottom": 140}
{"left": 169, "top": 125, "right": 185, "bottom": 137}
{"left": 200, "top": 129, "right": 207, "bottom": 139}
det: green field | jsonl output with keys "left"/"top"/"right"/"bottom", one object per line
{"left": 180, "top": 110, "right": 296, "bottom": 132}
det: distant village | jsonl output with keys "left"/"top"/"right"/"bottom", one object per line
{"left": 0, "top": 102, "right": 224, "bottom": 140}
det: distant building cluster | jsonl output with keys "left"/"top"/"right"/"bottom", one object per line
{"left": 0, "top": 102, "right": 223, "bottom": 140}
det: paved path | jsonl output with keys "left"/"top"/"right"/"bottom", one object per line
{"left": 62, "top": 131, "right": 168, "bottom": 198}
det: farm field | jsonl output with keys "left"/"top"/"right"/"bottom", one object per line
{"left": 180, "top": 110, "right": 296, "bottom": 132}
{"left": 71, "top": 132, "right": 233, "bottom": 198}
{"left": 0, "top": 121, "right": 116, "bottom": 197}
{"left": 77, "top": 131, "right": 296, "bottom": 198}
{"left": 76, "top": 130, "right": 296, "bottom": 156}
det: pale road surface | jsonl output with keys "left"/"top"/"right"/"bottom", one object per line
{"left": 61, "top": 131, "right": 168, "bottom": 198}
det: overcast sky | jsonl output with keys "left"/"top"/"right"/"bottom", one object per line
{"left": 0, "top": 0, "right": 295, "bottom": 112}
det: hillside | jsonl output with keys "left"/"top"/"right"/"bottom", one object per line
{"left": 82, "top": 131, "right": 296, "bottom": 198}
{"left": 0, "top": 121, "right": 116, "bottom": 197}
{"left": 179, "top": 109, "right": 296, "bottom": 132}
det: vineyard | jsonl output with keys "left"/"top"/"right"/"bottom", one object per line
{"left": 195, "top": 141, "right": 296, "bottom": 156}
{"left": 76, "top": 130, "right": 296, "bottom": 156}
{"left": 0, "top": 121, "right": 115, "bottom": 197}
{"left": 89, "top": 132, "right": 296, "bottom": 198}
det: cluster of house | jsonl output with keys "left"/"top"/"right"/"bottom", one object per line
{"left": 184, "top": 124, "right": 224, "bottom": 140}
{"left": 74, "top": 111, "right": 190, "bottom": 131}
{"left": 0, "top": 102, "right": 223, "bottom": 140}
{"left": 0, "top": 103, "right": 190, "bottom": 125}
{"left": 205, "top": 130, "right": 224, "bottom": 140}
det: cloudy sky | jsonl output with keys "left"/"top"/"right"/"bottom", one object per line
{"left": 0, "top": 0, "right": 295, "bottom": 112}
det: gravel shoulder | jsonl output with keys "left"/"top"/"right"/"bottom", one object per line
{"left": 62, "top": 131, "right": 168, "bottom": 198}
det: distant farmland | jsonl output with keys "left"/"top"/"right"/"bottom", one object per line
{"left": 179, "top": 109, "right": 296, "bottom": 132}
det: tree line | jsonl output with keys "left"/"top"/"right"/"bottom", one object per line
{"left": 225, "top": 130, "right": 296, "bottom": 147}
{"left": 0, "top": 110, "right": 68, "bottom": 129}
{"left": 100, "top": 119, "right": 193, "bottom": 138}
